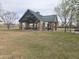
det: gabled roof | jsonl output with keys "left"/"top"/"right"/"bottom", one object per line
{"left": 19, "top": 9, "right": 58, "bottom": 22}
{"left": 19, "top": 9, "right": 42, "bottom": 22}
{"left": 28, "top": 10, "right": 43, "bottom": 21}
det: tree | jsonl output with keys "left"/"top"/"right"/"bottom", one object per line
{"left": 75, "top": 0, "right": 79, "bottom": 31}
{"left": 1, "top": 11, "right": 18, "bottom": 30}
{"left": 67, "top": 0, "right": 79, "bottom": 31}
{"left": 55, "top": 0, "right": 79, "bottom": 32}
{"left": 55, "top": 0, "right": 70, "bottom": 32}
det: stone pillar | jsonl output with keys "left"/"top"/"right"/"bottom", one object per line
{"left": 51, "top": 22, "right": 54, "bottom": 31}
{"left": 47, "top": 22, "right": 49, "bottom": 30}
{"left": 43, "top": 22, "right": 45, "bottom": 31}
{"left": 40, "top": 21, "right": 44, "bottom": 31}
{"left": 19, "top": 22, "right": 22, "bottom": 30}
{"left": 55, "top": 22, "right": 57, "bottom": 31}
{"left": 37, "top": 23, "right": 40, "bottom": 31}
{"left": 35, "top": 23, "right": 38, "bottom": 30}
{"left": 47, "top": 22, "right": 51, "bottom": 30}
{"left": 37, "top": 21, "right": 43, "bottom": 31}
{"left": 36, "top": 23, "right": 37, "bottom": 29}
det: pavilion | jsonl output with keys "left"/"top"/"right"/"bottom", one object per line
{"left": 19, "top": 9, "right": 58, "bottom": 31}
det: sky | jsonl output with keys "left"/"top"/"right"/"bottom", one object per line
{"left": 0, "top": 0, "right": 62, "bottom": 17}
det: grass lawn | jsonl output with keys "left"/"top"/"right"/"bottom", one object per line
{"left": 0, "top": 30, "right": 79, "bottom": 59}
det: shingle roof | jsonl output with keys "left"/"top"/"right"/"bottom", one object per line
{"left": 19, "top": 9, "right": 58, "bottom": 22}
{"left": 29, "top": 10, "right": 43, "bottom": 21}
{"left": 42, "top": 15, "right": 58, "bottom": 22}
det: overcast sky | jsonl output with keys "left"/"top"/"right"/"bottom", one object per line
{"left": 1, "top": 0, "right": 62, "bottom": 16}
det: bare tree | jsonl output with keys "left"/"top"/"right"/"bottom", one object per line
{"left": 55, "top": 0, "right": 70, "bottom": 32}
{"left": 65, "top": 0, "right": 79, "bottom": 32}
{"left": 75, "top": 0, "right": 79, "bottom": 31}
{"left": 55, "top": 0, "right": 79, "bottom": 32}
{"left": 1, "top": 11, "right": 18, "bottom": 30}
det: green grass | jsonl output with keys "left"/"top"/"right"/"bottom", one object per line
{"left": 0, "top": 30, "right": 79, "bottom": 59}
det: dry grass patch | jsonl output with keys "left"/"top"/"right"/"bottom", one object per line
{"left": 0, "top": 30, "right": 79, "bottom": 59}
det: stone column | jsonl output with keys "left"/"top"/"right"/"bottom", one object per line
{"left": 47, "top": 22, "right": 51, "bottom": 31}
{"left": 35, "top": 23, "right": 38, "bottom": 30}
{"left": 55, "top": 22, "right": 57, "bottom": 31}
{"left": 51, "top": 22, "right": 54, "bottom": 31}
{"left": 37, "top": 23, "right": 40, "bottom": 31}
{"left": 32, "top": 23, "right": 37, "bottom": 30}
{"left": 43, "top": 22, "right": 45, "bottom": 31}
{"left": 36, "top": 23, "right": 37, "bottom": 29}
{"left": 40, "top": 21, "right": 44, "bottom": 31}
{"left": 47, "top": 22, "right": 49, "bottom": 30}
{"left": 37, "top": 21, "right": 43, "bottom": 31}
